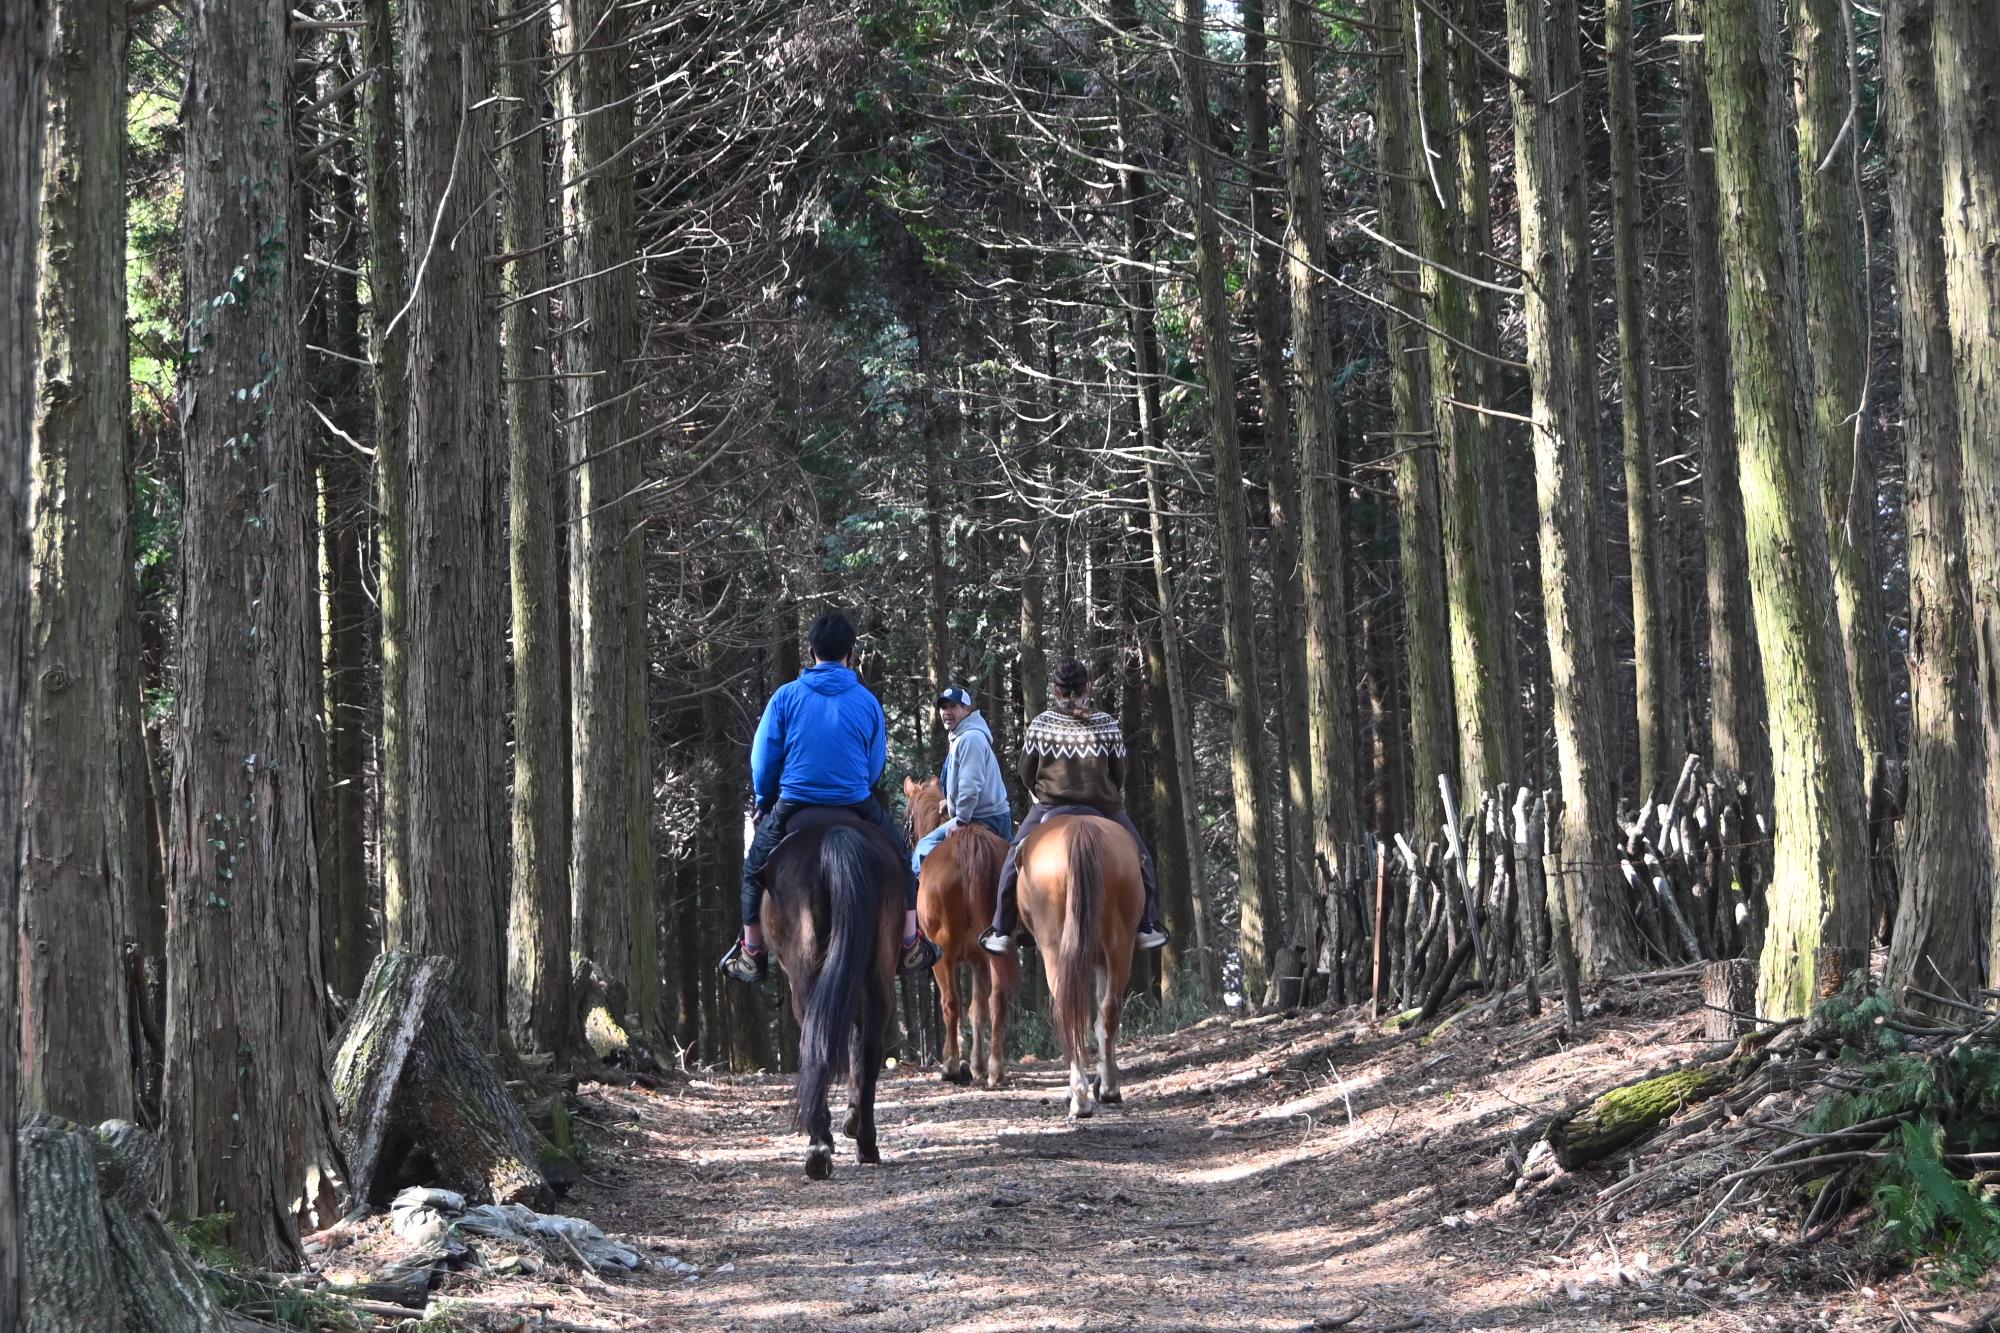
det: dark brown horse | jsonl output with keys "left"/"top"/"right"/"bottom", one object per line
{"left": 759, "top": 812, "right": 902, "bottom": 1178}
{"left": 1016, "top": 814, "right": 1144, "bottom": 1118}
{"left": 904, "top": 777, "right": 1020, "bottom": 1089}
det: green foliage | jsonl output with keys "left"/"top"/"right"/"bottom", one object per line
{"left": 1801, "top": 988, "right": 2000, "bottom": 1285}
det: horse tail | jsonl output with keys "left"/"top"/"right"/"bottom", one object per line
{"left": 795, "top": 826, "right": 875, "bottom": 1130}
{"left": 1053, "top": 819, "right": 1104, "bottom": 1064}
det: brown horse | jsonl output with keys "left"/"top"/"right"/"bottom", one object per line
{"left": 1016, "top": 813, "right": 1144, "bottom": 1118}
{"left": 759, "top": 812, "right": 903, "bottom": 1178}
{"left": 904, "top": 777, "right": 1020, "bottom": 1089}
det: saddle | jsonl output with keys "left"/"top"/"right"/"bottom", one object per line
{"left": 761, "top": 804, "right": 879, "bottom": 882}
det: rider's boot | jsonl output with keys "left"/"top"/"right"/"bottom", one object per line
{"left": 900, "top": 933, "right": 942, "bottom": 975}
{"left": 1136, "top": 921, "right": 1169, "bottom": 951}
{"left": 718, "top": 937, "right": 768, "bottom": 984}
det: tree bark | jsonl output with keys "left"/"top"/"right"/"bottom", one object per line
{"left": 500, "top": 0, "right": 571, "bottom": 1058}
{"left": 1933, "top": 0, "right": 2000, "bottom": 970}
{"left": 1704, "top": 0, "right": 1872, "bottom": 1018}
{"left": 564, "top": 0, "right": 644, "bottom": 1014}
{"left": 1607, "top": 0, "right": 1675, "bottom": 805}
{"left": 1792, "top": 0, "right": 1895, "bottom": 782}
{"left": 169, "top": 0, "right": 342, "bottom": 1263}
{"left": 1409, "top": 0, "right": 1521, "bottom": 800}
{"left": 1676, "top": 0, "right": 1769, "bottom": 801}
{"left": 1, "top": 1, "right": 50, "bottom": 1320}
{"left": 1279, "top": 0, "right": 1356, "bottom": 1008}
{"left": 23, "top": 0, "right": 139, "bottom": 1123}
{"left": 1505, "top": 0, "right": 1641, "bottom": 980}
{"left": 1176, "top": 0, "right": 1280, "bottom": 1001}
{"left": 394, "top": 0, "right": 508, "bottom": 1034}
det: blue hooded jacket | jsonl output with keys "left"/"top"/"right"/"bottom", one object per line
{"left": 749, "top": 663, "right": 888, "bottom": 808}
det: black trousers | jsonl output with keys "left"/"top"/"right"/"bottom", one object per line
{"left": 989, "top": 803, "right": 1159, "bottom": 934}
{"left": 739, "top": 796, "right": 917, "bottom": 927}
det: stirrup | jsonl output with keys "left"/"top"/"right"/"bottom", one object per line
{"left": 719, "top": 938, "right": 767, "bottom": 984}
{"left": 977, "top": 928, "right": 1011, "bottom": 956}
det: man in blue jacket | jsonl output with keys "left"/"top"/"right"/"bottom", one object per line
{"left": 719, "top": 612, "right": 941, "bottom": 984}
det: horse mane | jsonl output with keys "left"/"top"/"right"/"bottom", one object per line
{"left": 905, "top": 776, "right": 946, "bottom": 838}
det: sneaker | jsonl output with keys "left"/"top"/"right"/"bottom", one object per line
{"left": 1136, "top": 921, "right": 1169, "bottom": 951}
{"left": 977, "top": 928, "right": 1011, "bottom": 956}
{"left": 900, "top": 934, "right": 942, "bottom": 975}
{"left": 719, "top": 938, "right": 767, "bottom": 984}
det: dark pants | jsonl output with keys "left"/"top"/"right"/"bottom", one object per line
{"left": 740, "top": 796, "right": 918, "bottom": 928}
{"left": 990, "top": 803, "right": 1159, "bottom": 934}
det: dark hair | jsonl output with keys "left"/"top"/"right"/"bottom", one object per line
{"left": 1051, "top": 658, "right": 1092, "bottom": 700}
{"left": 808, "top": 612, "right": 857, "bottom": 664}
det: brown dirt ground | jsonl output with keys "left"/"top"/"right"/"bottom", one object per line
{"left": 338, "top": 973, "right": 2000, "bottom": 1331}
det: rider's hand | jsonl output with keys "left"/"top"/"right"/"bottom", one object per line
{"left": 752, "top": 807, "right": 768, "bottom": 828}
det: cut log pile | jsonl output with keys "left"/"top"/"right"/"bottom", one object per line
{"left": 1300, "top": 756, "right": 1769, "bottom": 1018}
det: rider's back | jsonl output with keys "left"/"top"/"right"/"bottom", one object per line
{"left": 752, "top": 662, "right": 887, "bottom": 807}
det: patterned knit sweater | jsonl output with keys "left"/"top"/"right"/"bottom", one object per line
{"left": 1019, "top": 708, "right": 1128, "bottom": 814}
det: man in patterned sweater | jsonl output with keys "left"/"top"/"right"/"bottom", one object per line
{"left": 978, "top": 658, "right": 1169, "bottom": 954}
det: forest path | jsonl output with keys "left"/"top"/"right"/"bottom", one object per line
{"left": 513, "top": 979, "right": 1795, "bottom": 1332}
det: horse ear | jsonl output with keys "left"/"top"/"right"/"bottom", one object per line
{"left": 903, "top": 776, "right": 918, "bottom": 796}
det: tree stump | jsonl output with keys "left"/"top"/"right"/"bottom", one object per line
{"left": 332, "top": 952, "right": 552, "bottom": 1210}
{"left": 1702, "top": 958, "right": 1757, "bottom": 1041}
{"left": 21, "top": 1114, "right": 230, "bottom": 1332}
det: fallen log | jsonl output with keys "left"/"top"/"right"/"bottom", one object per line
{"left": 332, "top": 951, "right": 553, "bottom": 1210}
{"left": 21, "top": 1114, "right": 231, "bottom": 1332}
{"left": 1546, "top": 1067, "right": 1726, "bottom": 1169}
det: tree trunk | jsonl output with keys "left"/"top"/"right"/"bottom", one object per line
{"left": 169, "top": 0, "right": 342, "bottom": 1263}
{"left": 1607, "top": 0, "right": 1675, "bottom": 805}
{"left": 1246, "top": 0, "right": 1316, "bottom": 988}
{"left": 363, "top": 0, "right": 411, "bottom": 929}
{"left": 1792, "top": 0, "right": 1895, "bottom": 783}
{"left": 564, "top": 0, "right": 643, "bottom": 1014}
{"left": 501, "top": 0, "right": 571, "bottom": 1058}
{"left": 1, "top": 1, "right": 49, "bottom": 1320}
{"left": 1408, "top": 0, "right": 1521, "bottom": 801}
{"left": 1372, "top": 0, "right": 1453, "bottom": 844}
{"left": 23, "top": 0, "right": 138, "bottom": 1124}
{"left": 331, "top": 952, "right": 552, "bottom": 1210}
{"left": 1704, "top": 0, "right": 1872, "bottom": 1018}
{"left": 1677, "top": 0, "right": 1769, "bottom": 802}
{"left": 1109, "top": 0, "right": 1211, "bottom": 994}
{"left": 394, "top": 0, "right": 507, "bottom": 1034}
{"left": 1176, "top": 0, "right": 1280, "bottom": 1001}
{"left": 1280, "top": 0, "right": 1355, "bottom": 1008}
{"left": 1506, "top": 0, "right": 1641, "bottom": 980}
{"left": 1933, "top": 0, "right": 2000, "bottom": 971}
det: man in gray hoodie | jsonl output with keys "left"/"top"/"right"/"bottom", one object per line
{"left": 912, "top": 687, "right": 1014, "bottom": 874}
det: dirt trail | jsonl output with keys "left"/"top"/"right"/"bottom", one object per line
{"left": 395, "top": 981, "right": 1958, "bottom": 1331}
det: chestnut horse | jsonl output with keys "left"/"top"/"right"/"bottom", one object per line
{"left": 760, "top": 811, "right": 903, "bottom": 1178}
{"left": 1016, "top": 813, "right": 1143, "bottom": 1118}
{"left": 904, "top": 777, "right": 1020, "bottom": 1089}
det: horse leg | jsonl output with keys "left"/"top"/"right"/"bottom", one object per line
{"left": 851, "top": 985, "right": 887, "bottom": 1165}
{"left": 967, "top": 961, "right": 990, "bottom": 1081}
{"left": 805, "top": 1074, "right": 836, "bottom": 1180}
{"left": 985, "top": 957, "right": 1013, "bottom": 1089}
{"left": 936, "top": 956, "right": 969, "bottom": 1085}
{"left": 1095, "top": 955, "right": 1127, "bottom": 1105}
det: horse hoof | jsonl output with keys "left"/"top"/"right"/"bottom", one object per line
{"left": 984, "top": 1078, "right": 1007, "bottom": 1092}
{"left": 806, "top": 1146, "right": 834, "bottom": 1180}
{"left": 942, "top": 1066, "right": 973, "bottom": 1086}
{"left": 1099, "top": 1088, "right": 1123, "bottom": 1106}
{"left": 1071, "top": 1102, "right": 1096, "bottom": 1121}
{"left": 842, "top": 1111, "right": 859, "bottom": 1139}
{"left": 857, "top": 1144, "right": 881, "bottom": 1166}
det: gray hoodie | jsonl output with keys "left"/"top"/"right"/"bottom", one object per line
{"left": 942, "top": 710, "right": 1011, "bottom": 827}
